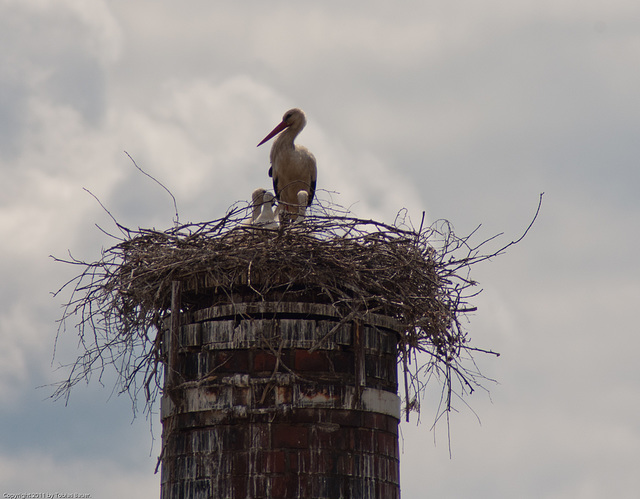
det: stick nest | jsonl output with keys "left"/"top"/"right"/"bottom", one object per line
{"left": 53, "top": 199, "right": 522, "bottom": 421}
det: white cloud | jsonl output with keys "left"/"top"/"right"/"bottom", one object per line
{"left": 0, "top": 452, "right": 158, "bottom": 496}
{"left": 2, "top": 0, "right": 123, "bottom": 62}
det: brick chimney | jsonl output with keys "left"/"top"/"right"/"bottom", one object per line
{"left": 160, "top": 288, "right": 401, "bottom": 498}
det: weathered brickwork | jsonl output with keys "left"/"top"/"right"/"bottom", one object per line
{"left": 161, "top": 300, "right": 401, "bottom": 499}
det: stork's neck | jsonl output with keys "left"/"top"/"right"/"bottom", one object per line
{"left": 251, "top": 203, "right": 261, "bottom": 221}
{"left": 270, "top": 122, "right": 305, "bottom": 165}
{"left": 277, "top": 123, "right": 304, "bottom": 149}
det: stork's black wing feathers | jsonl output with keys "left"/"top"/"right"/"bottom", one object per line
{"left": 308, "top": 179, "right": 316, "bottom": 206}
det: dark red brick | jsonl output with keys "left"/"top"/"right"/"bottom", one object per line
{"left": 215, "top": 350, "right": 249, "bottom": 372}
{"left": 269, "top": 475, "right": 295, "bottom": 497}
{"left": 230, "top": 475, "right": 247, "bottom": 498}
{"left": 389, "top": 457, "right": 400, "bottom": 483}
{"left": 263, "top": 450, "right": 286, "bottom": 473}
{"left": 291, "top": 407, "right": 324, "bottom": 423}
{"left": 337, "top": 452, "right": 354, "bottom": 475}
{"left": 294, "top": 349, "right": 330, "bottom": 371}
{"left": 363, "top": 411, "right": 387, "bottom": 431}
{"left": 253, "top": 351, "right": 277, "bottom": 372}
{"left": 247, "top": 424, "right": 271, "bottom": 448}
{"left": 309, "top": 424, "right": 339, "bottom": 449}
{"left": 386, "top": 415, "right": 400, "bottom": 434}
{"left": 232, "top": 451, "right": 248, "bottom": 475}
{"left": 287, "top": 449, "right": 304, "bottom": 473}
{"left": 327, "top": 409, "right": 363, "bottom": 428}
{"left": 353, "top": 428, "right": 375, "bottom": 453}
{"left": 377, "top": 430, "right": 398, "bottom": 456}
{"left": 328, "top": 351, "right": 354, "bottom": 373}
{"left": 273, "top": 424, "right": 309, "bottom": 449}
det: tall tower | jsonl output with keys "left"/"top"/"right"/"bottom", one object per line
{"left": 160, "top": 279, "right": 402, "bottom": 498}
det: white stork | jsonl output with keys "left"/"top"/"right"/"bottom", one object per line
{"left": 257, "top": 108, "right": 317, "bottom": 221}
{"left": 250, "top": 187, "right": 267, "bottom": 223}
{"left": 250, "top": 188, "right": 278, "bottom": 229}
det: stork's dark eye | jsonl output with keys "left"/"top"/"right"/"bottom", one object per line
{"left": 285, "top": 112, "right": 293, "bottom": 121}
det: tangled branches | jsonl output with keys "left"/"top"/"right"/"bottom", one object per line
{"left": 51, "top": 195, "right": 542, "bottom": 423}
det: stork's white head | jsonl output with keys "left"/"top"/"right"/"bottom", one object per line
{"left": 262, "top": 191, "right": 276, "bottom": 206}
{"left": 282, "top": 108, "right": 306, "bottom": 130}
{"left": 257, "top": 108, "right": 307, "bottom": 147}
{"left": 251, "top": 187, "right": 267, "bottom": 205}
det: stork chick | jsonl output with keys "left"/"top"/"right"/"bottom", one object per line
{"left": 253, "top": 190, "right": 278, "bottom": 229}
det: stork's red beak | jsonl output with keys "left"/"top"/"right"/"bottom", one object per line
{"left": 257, "top": 120, "right": 290, "bottom": 147}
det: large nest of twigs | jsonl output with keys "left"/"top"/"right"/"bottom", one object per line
{"left": 54, "top": 196, "right": 539, "bottom": 420}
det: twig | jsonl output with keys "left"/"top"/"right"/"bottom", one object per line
{"left": 124, "top": 151, "right": 180, "bottom": 226}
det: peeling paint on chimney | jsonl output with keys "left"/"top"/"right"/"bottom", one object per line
{"left": 160, "top": 300, "right": 401, "bottom": 499}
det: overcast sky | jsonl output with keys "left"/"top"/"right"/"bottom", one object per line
{"left": 1, "top": 0, "right": 639, "bottom": 497}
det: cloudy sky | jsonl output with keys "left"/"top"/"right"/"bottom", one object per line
{"left": 1, "top": 0, "right": 639, "bottom": 497}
